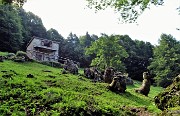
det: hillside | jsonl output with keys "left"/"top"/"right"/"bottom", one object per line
{"left": 0, "top": 60, "right": 163, "bottom": 115}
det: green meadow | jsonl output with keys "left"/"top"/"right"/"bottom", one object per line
{"left": 0, "top": 59, "right": 163, "bottom": 115}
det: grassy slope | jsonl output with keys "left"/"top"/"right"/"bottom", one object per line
{"left": 0, "top": 60, "right": 163, "bottom": 115}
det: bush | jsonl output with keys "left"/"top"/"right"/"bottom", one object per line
{"left": 157, "top": 78, "right": 172, "bottom": 88}
{"left": 16, "top": 51, "right": 27, "bottom": 57}
{"left": 6, "top": 53, "right": 16, "bottom": 60}
{"left": 17, "top": 51, "right": 30, "bottom": 60}
{"left": 13, "top": 51, "right": 30, "bottom": 62}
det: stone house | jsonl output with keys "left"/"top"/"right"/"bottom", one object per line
{"left": 26, "top": 36, "right": 59, "bottom": 62}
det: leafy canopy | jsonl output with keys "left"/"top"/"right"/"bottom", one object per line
{"left": 0, "top": 5, "right": 23, "bottom": 52}
{"left": 148, "top": 34, "right": 180, "bottom": 87}
{"left": 0, "top": 0, "right": 27, "bottom": 7}
{"left": 86, "top": 34, "right": 129, "bottom": 71}
{"left": 117, "top": 35, "right": 153, "bottom": 80}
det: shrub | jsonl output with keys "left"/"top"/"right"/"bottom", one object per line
{"left": 6, "top": 53, "right": 16, "bottom": 60}
{"left": 157, "top": 78, "right": 172, "bottom": 88}
{"left": 13, "top": 51, "right": 30, "bottom": 62}
{"left": 16, "top": 51, "right": 27, "bottom": 57}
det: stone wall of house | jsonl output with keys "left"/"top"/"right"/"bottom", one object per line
{"left": 26, "top": 37, "right": 59, "bottom": 62}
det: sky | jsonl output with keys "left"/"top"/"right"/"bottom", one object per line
{"left": 23, "top": 0, "right": 180, "bottom": 45}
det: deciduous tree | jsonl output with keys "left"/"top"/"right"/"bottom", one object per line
{"left": 86, "top": 34, "right": 128, "bottom": 71}
{"left": 0, "top": 5, "right": 23, "bottom": 52}
{"left": 79, "top": 32, "right": 98, "bottom": 67}
{"left": 148, "top": 34, "right": 180, "bottom": 87}
{"left": 18, "top": 8, "right": 47, "bottom": 50}
{"left": 117, "top": 35, "right": 153, "bottom": 80}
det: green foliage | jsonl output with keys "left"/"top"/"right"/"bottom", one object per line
{"left": 86, "top": 0, "right": 164, "bottom": 22}
{"left": 47, "top": 28, "right": 64, "bottom": 42}
{"left": 0, "top": 5, "right": 47, "bottom": 53}
{"left": 117, "top": 35, "right": 153, "bottom": 80}
{"left": 13, "top": 50, "right": 30, "bottom": 62}
{"left": 0, "top": 5, "right": 23, "bottom": 52}
{"left": 79, "top": 32, "right": 98, "bottom": 67}
{"left": 17, "top": 8, "right": 33, "bottom": 49}
{"left": 86, "top": 34, "right": 128, "bottom": 71}
{"left": 79, "top": 32, "right": 96, "bottom": 48}
{"left": 148, "top": 34, "right": 180, "bottom": 87}
{"left": 0, "top": 58, "right": 163, "bottom": 115}
{"left": 61, "top": 32, "right": 83, "bottom": 63}
{"left": 16, "top": 50, "right": 27, "bottom": 57}
{"left": 1, "top": 0, "right": 27, "bottom": 7}
{"left": 18, "top": 8, "right": 47, "bottom": 50}
{"left": 19, "top": 10, "right": 47, "bottom": 38}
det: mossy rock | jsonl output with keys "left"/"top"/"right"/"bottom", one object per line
{"left": 154, "top": 75, "right": 180, "bottom": 110}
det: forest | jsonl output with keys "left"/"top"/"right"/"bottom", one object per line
{"left": 0, "top": 0, "right": 180, "bottom": 115}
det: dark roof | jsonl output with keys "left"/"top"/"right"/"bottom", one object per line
{"left": 26, "top": 36, "right": 60, "bottom": 48}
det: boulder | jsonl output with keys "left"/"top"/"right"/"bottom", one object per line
{"left": 84, "top": 67, "right": 103, "bottom": 82}
{"left": 135, "top": 72, "right": 151, "bottom": 96}
{"left": 103, "top": 67, "right": 115, "bottom": 84}
{"left": 108, "top": 72, "right": 126, "bottom": 93}
{"left": 63, "top": 59, "right": 78, "bottom": 74}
